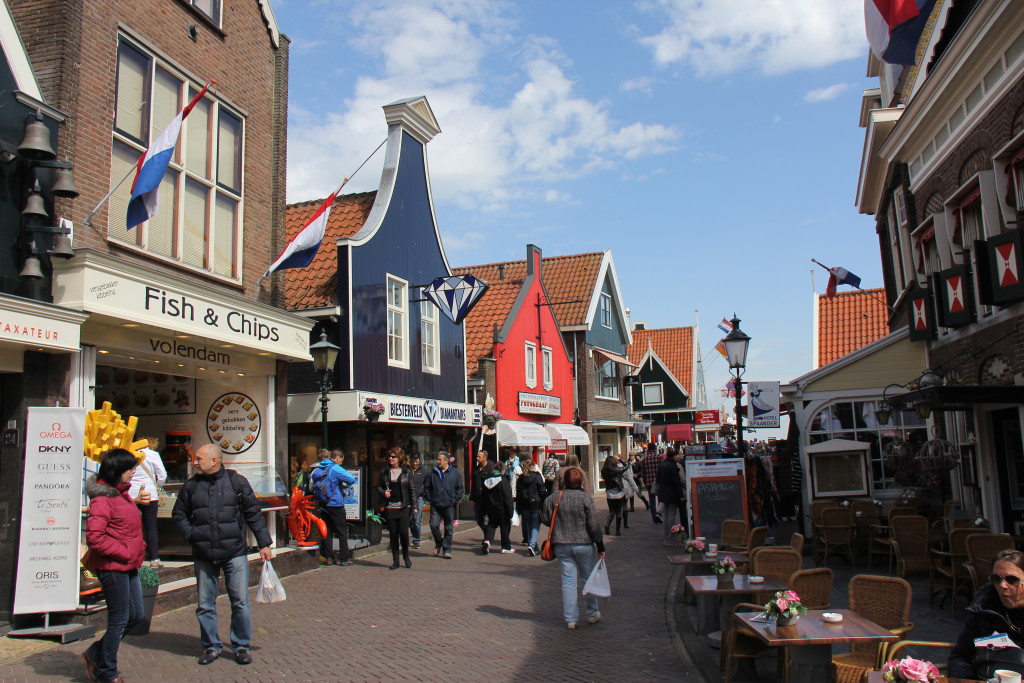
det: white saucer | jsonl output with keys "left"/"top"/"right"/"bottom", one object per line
{"left": 822, "top": 612, "right": 843, "bottom": 623}
{"left": 748, "top": 575, "right": 764, "bottom": 584}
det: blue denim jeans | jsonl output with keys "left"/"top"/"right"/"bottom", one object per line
{"left": 429, "top": 504, "right": 455, "bottom": 552}
{"left": 87, "top": 569, "right": 143, "bottom": 682}
{"left": 521, "top": 509, "right": 541, "bottom": 551}
{"left": 554, "top": 543, "right": 599, "bottom": 623}
{"left": 195, "top": 555, "right": 251, "bottom": 652}
{"left": 411, "top": 496, "right": 424, "bottom": 542}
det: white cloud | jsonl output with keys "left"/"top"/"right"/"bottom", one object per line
{"left": 636, "top": 0, "right": 867, "bottom": 76}
{"left": 621, "top": 76, "right": 655, "bottom": 94}
{"left": 286, "top": 0, "right": 679, "bottom": 209}
{"left": 804, "top": 82, "right": 853, "bottom": 102}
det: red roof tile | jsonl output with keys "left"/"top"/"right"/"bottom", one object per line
{"left": 281, "top": 191, "right": 377, "bottom": 310}
{"left": 817, "top": 288, "right": 890, "bottom": 367}
{"left": 454, "top": 251, "right": 604, "bottom": 328}
{"left": 627, "top": 327, "right": 695, "bottom": 395}
{"left": 460, "top": 280, "right": 523, "bottom": 378}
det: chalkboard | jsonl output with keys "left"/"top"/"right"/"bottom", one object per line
{"left": 690, "top": 476, "right": 747, "bottom": 541}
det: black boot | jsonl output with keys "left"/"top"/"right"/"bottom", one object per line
{"left": 615, "top": 519, "right": 621, "bottom": 536}
{"left": 403, "top": 554, "right": 412, "bottom": 568}
{"left": 604, "top": 523, "right": 611, "bottom": 535}
{"left": 623, "top": 511, "right": 630, "bottom": 529}
{"left": 390, "top": 554, "right": 400, "bottom": 570}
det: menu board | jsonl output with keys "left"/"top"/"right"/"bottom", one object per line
{"left": 95, "top": 365, "right": 196, "bottom": 416}
{"left": 207, "top": 392, "right": 261, "bottom": 455}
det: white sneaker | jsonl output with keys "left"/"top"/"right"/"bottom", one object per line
{"left": 501, "top": 548, "right": 515, "bottom": 554}
{"left": 587, "top": 612, "right": 601, "bottom": 624}
{"left": 567, "top": 622, "right": 576, "bottom": 630}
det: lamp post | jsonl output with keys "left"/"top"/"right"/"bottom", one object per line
{"left": 309, "top": 330, "right": 340, "bottom": 449}
{"left": 721, "top": 315, "right": 751, "bottom": 457}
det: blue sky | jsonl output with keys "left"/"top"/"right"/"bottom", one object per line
{"left": 272, "top": 0, "right": 881, "bottom": 435}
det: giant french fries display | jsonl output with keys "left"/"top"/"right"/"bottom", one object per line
{"left": 84, "top": 401, "right": 148, "bottom": 463}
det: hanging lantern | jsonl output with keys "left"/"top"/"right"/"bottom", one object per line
{"left": 916, "top": 432, "right": 957, "bottom": 472}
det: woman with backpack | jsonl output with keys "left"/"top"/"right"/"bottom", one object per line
{"left": 377, "top": 447, "right": 417, "bottom": 569}
{"left": 516, "top": 459, "right": 546, "bottom": 556}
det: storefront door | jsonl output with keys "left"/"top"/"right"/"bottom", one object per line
{"left": 992, "top": 407, "right": 1024, "bottom": 535}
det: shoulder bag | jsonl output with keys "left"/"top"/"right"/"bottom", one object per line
{"left": 541, "top": 491, "right": 563, "bottom": 561}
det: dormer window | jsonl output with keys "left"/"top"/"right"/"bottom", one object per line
{"left": 599, "top": 293, "right": 612, "bottom": 328}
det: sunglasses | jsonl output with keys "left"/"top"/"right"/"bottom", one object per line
{"left": 989, "top": 573, "right": 1023, "bottom": 587}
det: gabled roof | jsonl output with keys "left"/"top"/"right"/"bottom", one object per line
{"left": 816, "top": 288, "right": 890, "bottom": 368}
{"left": 460, "top": 279, "right": 523, "bottom": 378}
{"left": 455, "top": 252, "right": 604, "bottom": 328}
{"left": 627, "top": 327, "right": 695, "bottom": 395}
{"left": 281, "top": 191, "right": 377, "bottom": 311}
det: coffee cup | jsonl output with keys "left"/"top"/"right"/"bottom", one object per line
{"left": 708, "top": 543, "right": 718, "bottom": 554}
{"left": 996, "top": 670, "right": 1023, "bottom": 683}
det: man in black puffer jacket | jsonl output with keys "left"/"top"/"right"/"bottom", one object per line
{"left": 173, "top": 444, "right": 272, "bottom": 668}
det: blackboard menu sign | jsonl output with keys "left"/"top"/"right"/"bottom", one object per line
{"left": 690, "top": 476, "right": 747, "bottom": 541}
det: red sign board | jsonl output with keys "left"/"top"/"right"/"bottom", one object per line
{"left": 549, "top": 438, "right": 568, "bottom": 454}
{"left": 695, "top": 410, "right": 719, "bottom": 425}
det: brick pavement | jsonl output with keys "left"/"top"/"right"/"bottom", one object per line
{"left": 0, "top": 500, "right": 702, "bottom": 682}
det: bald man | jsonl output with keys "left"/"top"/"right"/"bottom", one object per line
{"left": 172, "top": 444, "right": 273, "bottom": 667}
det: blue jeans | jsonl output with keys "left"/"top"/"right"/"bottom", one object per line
{"left": 429, "top": 504, "right": 455, "bottom": 552}
{"left": 521, "top": 509, "right": 541, "bottom": 551}
{"left": 195, "top": 555, "right": 251, "bottom": 652}
{"left": 411, "top": 496, "right": 424, "bottom": 543}
{"left": 87, "top": 569, "right": 143, "bottom": 682}
{"left": 554, "top": 544, "right": 599, "bottom": 623}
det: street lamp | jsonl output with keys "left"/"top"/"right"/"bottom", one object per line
{"left": 721, "top": 315, "right": 751, "bottom": 456}
{"left": 309, "top": 329, "right": 340, "bottom": 448}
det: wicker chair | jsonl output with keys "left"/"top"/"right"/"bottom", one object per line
{"left": 964, "top": 533, "right": 1015, "bottom": 593}
{"left": 884, "top": 640, "right": 954, "bottom": 675}
{"left": 850, "top": 500, "right": 878, "bottom": 517}
{"left": 819, "top": 507, "right": 856, "bottom": 567}
{"left": 721, "top": 519, "right": 749, "bottom": 550}
{"left": 891, "top": 515, "right": 930, "bottom": 578}
{"left": 809, "top": 500, "right": 838, "bottom": 563}
{"left": 745, "top": 526, "right": 769, "bottom": 553}
{"left": 721, "top": 601, "right": 785, "bottom": 683}
{"left": 788, "top": 532, "right": 805, "bottom": 556}
{"left": 789, "top": 567, "right": 833, "bottom": 609}
{"left": 750, "top": 548, "right": 803, "bottom": 603}
{"left": 832, "top": 575, "right": 914, "bottom": 683}
{"left": 869, "top": 505, "right": 918, "bottom": 571}
{"left": 928, "top": 527, "right": 983, "bottom": 613}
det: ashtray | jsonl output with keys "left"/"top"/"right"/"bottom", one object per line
{"left": 822, "top": 612, "right": 843, "bottom": 623}
{"left": 748, "top": 575, "right": 764, "bottom": 584}
{"left": 704, "top": 552, "right": 718, "bottom": 557}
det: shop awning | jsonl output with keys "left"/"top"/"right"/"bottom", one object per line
{"left": 497, "top": 420, "right": 552, "bottom": 447}
{"left": 889, "top": 384, "right": 1024, "bottom": 411}
{"left": 544, "top": 422, "right": 590, "bottom": 445}
{"left": 665, "top": 424, "right": 693, "bottom": 442}
{"left": 593, "top": 348, "right": 635, "bottom": 367}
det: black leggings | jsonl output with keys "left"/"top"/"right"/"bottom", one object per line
{"left": 139, "top": 501, "right": 159, "bottom": 561}
{"left": 386, "top": 509, "right": 411, "bottom": 558}
{"left": 606, "top": 497, "right": 626, "bottom": 529}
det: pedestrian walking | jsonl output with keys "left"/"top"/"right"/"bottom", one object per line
{"left": 601, "top": 453, "right": 629, "bottom": 536}
{"left": 515, "top": 459, "right": 545, "bottom": 556}
{"left": 130, "top": 435, "right": 166, "bottom": 568}
{"left": 480, "top": 460, "right": 514, "bottom": 554}
{"left": 471, "top": 449, "right": 497, "bottom": 539}
{"left": 657, "top": 448, "right": 686, "bottom": 543}
{"left": 423, "top": 450, "right": 463, "bottom": 559}
{"left": 626, "top": 452, "right": 649, "bottom": 512}
{"left": 310, "top": 449, "right": 357, "bottom": 566}
{"left": 542, "top": 451, "right": 561, "bottom": 497}
{"left": 171, "top": 444, "right": 273, "bottom": 667}
{"left": 555, "top": 454, "right": 591, "bottom": 493}
{"left": 377, "top": 447, "right": 417, "bottom": 569}
{"left": 409, "top": 454, "right": 426, "bottom": 549}
{"left": 81, "top": 448, "right": 146, "bottom": 683}
{"left": 541, "top": 467, "right": 606, "bottom": 630}
{"left": 640, "top": 448, "right": 663, "bottom": 523}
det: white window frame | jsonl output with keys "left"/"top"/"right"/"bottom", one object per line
{"left": 893, "top": 186, "right": 909, "bottom": 227}
{"left": 542, "top": 346, "right": 553, "bottom": 390}
{"left": 595, "top": 357, "right": 618, "bottom": 400}
{"left": 387, "top": 275, "right": 409, "bottom": 368}
{"left": 109, "top": 35, "right": 244, "bottom": 282}
{"left": 525, "top": 341, "right": 537, "bottom": 388}
{"left": 642, "top": 382, "right": 664, "bottom": 406}
{"left": 421, "top": 297, "right": 439, "bottom": 374}
{"left": 599, "top": 293, "right": 612, "bottom": 328}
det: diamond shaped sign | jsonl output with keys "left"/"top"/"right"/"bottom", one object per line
{"left": 422, "top": 275, "right": 489, "bottom": 324}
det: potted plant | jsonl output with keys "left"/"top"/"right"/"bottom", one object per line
{"left": 482, "top": 408, "right": 502, "bottom": 428}
{"left": 126, "top": 565, "right": 160, "bottom": 636}
{"left": 362, "top": 400, "right": 385, "bottom": 422}
{"left": 764, "top": 589, "right": 807, "bottom": 626}
{"left": 364, "top": 509, "right": 384, "bottom": 544}
{"left": 880, "top": 656, "right": 941, "bottom": 682}
{"left": 458, "top": 494, "right": 474, "bottom": 520}
{"left": 683, "top": 537, "right": 705, "bottom": 558}
{"left": 710, "top": 556, "right": 736, "bottom": 585}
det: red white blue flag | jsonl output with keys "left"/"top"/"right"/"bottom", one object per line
{"left": 826, "top": 266, "right": 862, "bottom": 299}
{"left": 127, "top": 80, "right": 213, "bottom": 230}
{"left": 864, "top": 0, "right": 937, "bottom": 65}
{"left": 264, "top": 179, "right": 346, "bottom": 277}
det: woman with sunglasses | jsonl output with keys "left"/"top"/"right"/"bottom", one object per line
{"left": 949, "top": 549, "right": 1024, "bottom": 679}
{"left": 377, "top": 447, "right": 417, "bottom": 570}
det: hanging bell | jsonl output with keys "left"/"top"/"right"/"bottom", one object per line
{"left": 22, "top": 184, "right": 47, "bottom": 218}
{"left": 17, "top": 116, "right": 56, "bottom": 161}
{"left": 50, "top": 232, "right": 74, "bottom": 259}
{"left": 19, "top": 255, "right": 43, "bottom": 279}
{"left": 51, "top": 167, "right": 79, "bottom": 198}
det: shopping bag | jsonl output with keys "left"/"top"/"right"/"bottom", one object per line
{"left": 511, "top": 511, "right": 521, "bottom": 527}
{"left": 582, "top": 558, "right": 611, "bottom": 598}
{"left": 255, "top": 561, "right": 287, "bottom": 603}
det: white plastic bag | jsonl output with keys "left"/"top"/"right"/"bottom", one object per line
{"left": 511, "top": 511, "right": 521, "bottom": 527}
{"left": 255, "top": 561, "right": 286, "bottom": 603}
{"left": 582, "top": 558, "right": 611, "bottom": 598}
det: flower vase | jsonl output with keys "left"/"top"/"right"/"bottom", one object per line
{"left": 776, "top": 613, "right": 797, "bottom": 627}
{"left": 690, "top": 550, "right": 702, "bottom": 560}
{"left": 366, "top": 412, "right": 380, "bottom": 423}
{"left": 716, "top": 571, "right": 734, "bottom": 586}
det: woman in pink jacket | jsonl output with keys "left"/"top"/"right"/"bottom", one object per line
{"left": 80, "top": 449, "right": 146, "bottom": 683}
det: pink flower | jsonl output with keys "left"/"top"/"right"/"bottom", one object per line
{"left": 897, "top": 657, "right": 938, "bottom": 682}
{"left": 775, "top": 598, "right": 789, "bottom": 611}
{"left": 784, "top": 590, "right": 800, "bottom": 602}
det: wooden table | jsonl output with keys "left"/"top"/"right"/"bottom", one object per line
{"left": 866, "top": 673, "right": 983, "bottom": 683}
{"left": 734, "top": 609, "right": 899, "bottom": 679}
{"left": 685, "top": 574, "right": 787, "bottom": 637}
{"left": 670, "top": 552, "right": 750, "bottom": 605}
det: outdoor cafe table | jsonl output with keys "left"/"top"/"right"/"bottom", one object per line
{"left": 685, "top": 573, "right": 787, "bottom": 638}
{"left": 670, "top": 551, "right": 750, "bottom": 604}
{"left": 866, "top": 673, "right": 983, "bottom": 683}
{"left": 734, "top": 609, "right": 899, "bottom": 680}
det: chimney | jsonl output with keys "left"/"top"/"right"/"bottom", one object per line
{"left": 498, "top": 264, "right": 505, "bottom": 281}
{"left": 633, "top": 321, "right": 647, "bottom": 331}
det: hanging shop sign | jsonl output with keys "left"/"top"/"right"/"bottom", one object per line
{"left": 362, "top": 394, "right": 479, "bottom": 426}
{"left": 746, "top": 381, "right": 780, "bottom": 428}
{"left": 518, "top": 391, "right": 561, "bottom": 416}
{"left": 695, "top": 410, "right": 720, "bottom": 426}
{"left": 207, "top": 392, "right": 261, "bottom": 455}
{"left": 13, "top": 407, "right": 86, "bottom": 615}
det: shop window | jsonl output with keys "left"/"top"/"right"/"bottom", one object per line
{"left": 599, "top": 293, "right": 612, "bottom": 328}
{"left": 642, "top": 382, "right": 664, "bottom": 406}
{"left": 421, "top": 298, "right": 439, "bottom": 374}
{"left": 109, "top": 36, "right": 243, "bottom": 280}
{"left": 595, "top": 357, "right": 618, "bottom": 400}
{"left": 387, "top": 275, "right": 409, "bottom": 368}
{"left": 525, "top": 341, "right": 537, "bottom": 388}
{"left": 542, "top": 346, "right": 553, "bottom": 390}
{"left": 189, "top": 0, "right": 222, "bottom": 25}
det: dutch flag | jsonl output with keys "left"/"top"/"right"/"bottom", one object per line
{"left": 864, "top": 0, "right": 937, "bottom": 66}
{"left": 263, "top": 179, "right": 347, "bottom": 277}
{"left": 127, "top": 81, "right": 213, "bottom": 230}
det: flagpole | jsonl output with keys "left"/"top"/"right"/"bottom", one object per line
{"left": 83, "top": 164, "right": 137, "bottom": 227}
